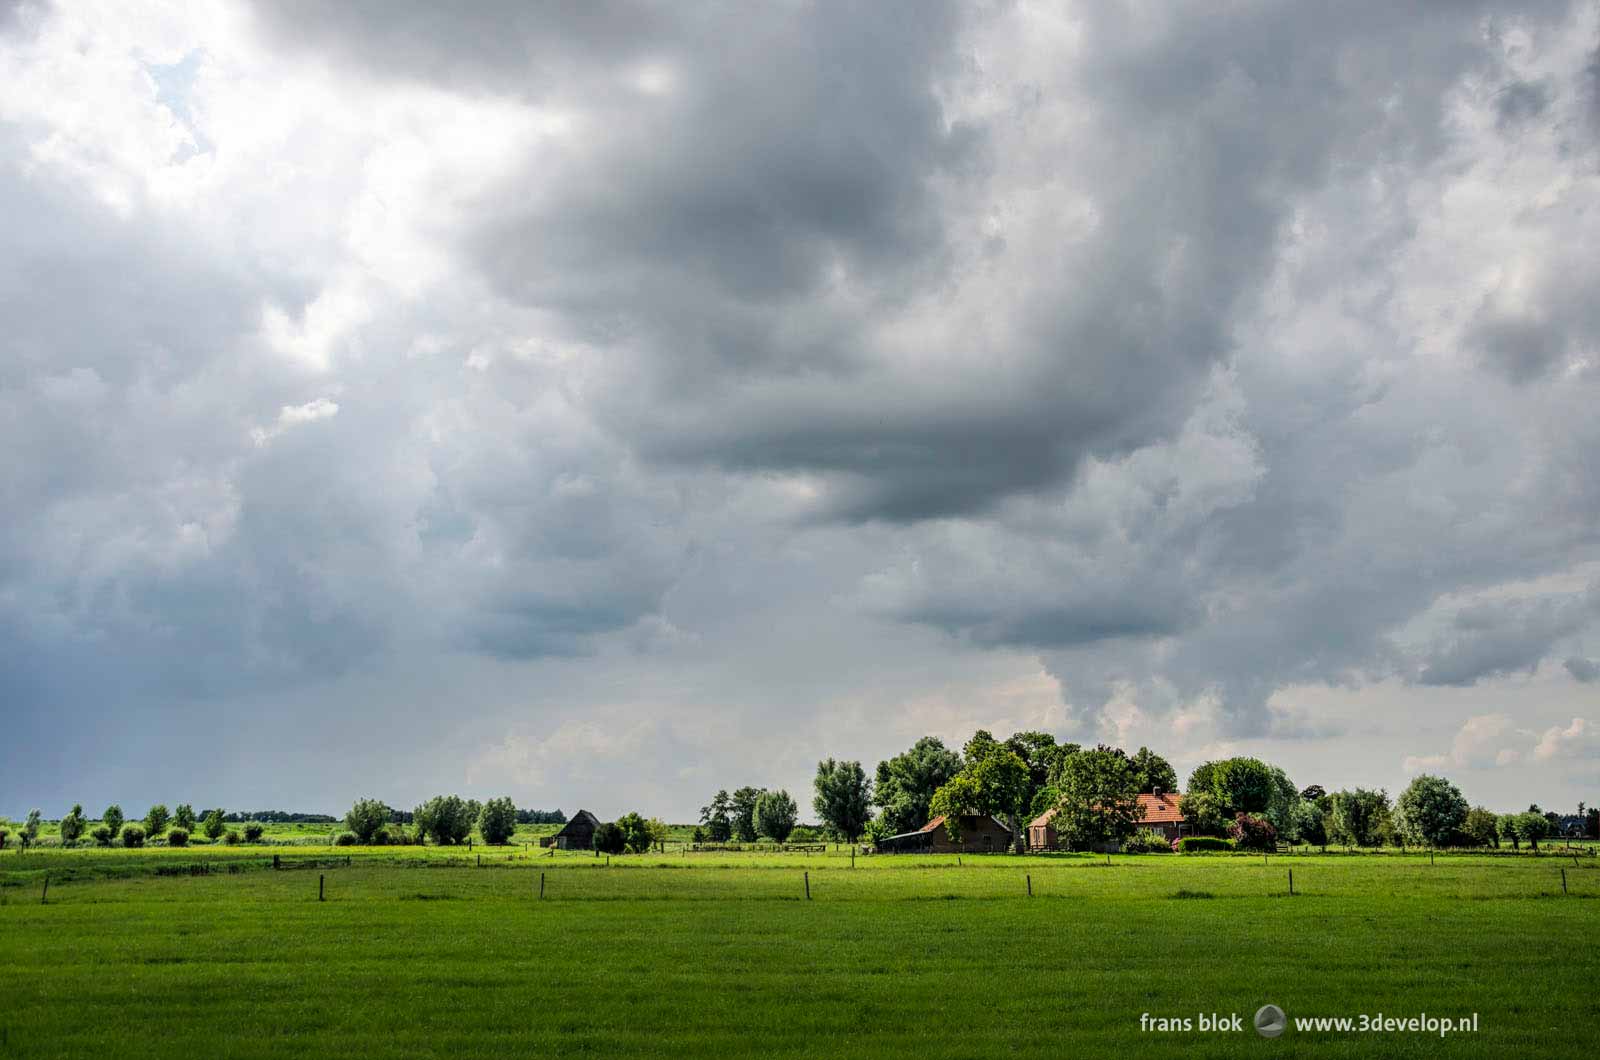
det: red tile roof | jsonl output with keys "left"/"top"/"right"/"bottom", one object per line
{"left": 918, "top": 814, "right": 1011, "bottom": 834}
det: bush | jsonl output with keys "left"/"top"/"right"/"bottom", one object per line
{"left": 89, "top": 826, "right": 112, "bottom": 847}
{"left": 787, "top": 825, "right": 823, "bottom": 844}
{"left": 202, "top": 809, "right": 226, "bottom": 841}
{"left": 121, "top": 825, "right": 147, "bottom": 848}
{"left": 243, "top": 823, "right": 264, "bottom": 843}
{"left": 1230, "top": 812, "right": 1277, "bottom": 852}
{"left": 345, "top": 799, "right": 392, "bottom": 844}
{"left": 1122, "top": 829, "right": 1173, "bottom": 853}
{"left": 592, "top": 822, "right": 626, "bottom": 854}
{"left": 1177, "top": 836, "right": 1234, "bottom": 853}
{"left": 333, "top": 831, "right": 358, "bottom": 847}
{"left": 167, "top": 828, "right": 189, "bottom": 847}
{"left": 223, "top": 830, "right": 241, "bottom": 845}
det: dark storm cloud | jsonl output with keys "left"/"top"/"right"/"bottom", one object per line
{"left": 6, "top": 1, "right": 1600, "bottom": 815}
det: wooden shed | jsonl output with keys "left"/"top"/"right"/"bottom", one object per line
{"left": 876, "top": 814, "right": 1012, "bottom": 854}
{"left": 540, "top": 809, "right": 600, "bottom": 850}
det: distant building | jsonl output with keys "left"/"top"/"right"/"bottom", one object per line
{"left": 539, "top": 809, "right": 600, "bottom": 850}
{"left": 1556, "top": 815, "right": 1586, "bottom": 837}
{"left": 876, "top": 814, "right": 1013, "bottom": 854}
{"left": 1028, "top": 790, "right": 1188, "bottom": 850}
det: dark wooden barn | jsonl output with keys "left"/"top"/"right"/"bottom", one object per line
{"left": 540, "top": 809, "right": 600, "bottom": 850}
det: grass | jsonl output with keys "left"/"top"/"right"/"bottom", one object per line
{"left": 2, "top": 850, "right": 1597, "bottom": 1058}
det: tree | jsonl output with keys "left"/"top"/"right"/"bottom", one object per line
{"left": 1129, "top": 747, "right": 1178, "bottom": 794}
{"left": 873, "top": 737, "right": 963, "bottom": 835}
{"left": 1326, "top": 788, "right": 1390, "bottom": 847}
{"left": 173, "top": 804, "right": 196, "bottom": 832}
{"left": 616, "top": 812, "right": 654, "bottom": 854}
{"left": 202, "top": 808, "right": 226, "bottom": 840}
{"left": 1177, "top": 789, "right": 1230, "bottom": 837}
{"left": 699, "top": 790, "right": 733, "bottom": 842}
{"left": 593, "top": 821, "right": 626, "bottom": 855}
{"left": 103, "top": 805, "right": 124, "bottom": 840}
{"left": 1497, "top": 813, "right": 1522, "bottom": 849}
{"left": 414, "top": 795, "right": 474, "bottom": 845}
{"left": 1463, "top": 806, "right": 1500, "bottom": 848}
{"left": 1211, "top": 758, "right": 1275, "bottom": 815}
{"left": 0, "top": 821, "right": 10, "bottom": 849}
{"left": 60, "top": 804, "right": 87, "bottom": 845}
{"left": 1300, "top": 784, "right": 1327, "bottom": 803}
{"left": 345, "top": 799, "right": 392, "bottom": 844}
{"left": 1263, "top": 767, "right": 1303, "bottom": 841}
{"left": 646, "top": 818, "right": 670, "bottom": 849}
{"left": 1517, "top": 811, "right": 1552, "bottom": 850}
{"left": 21, "top": 809, "right": 42, "bottom": 849}
{"left": 730, "top": 787, "right": 766, "bottom": 843}
{"left": 754, "top": 789, "right": 799, "bottom": 843}
{"left": 1290, "top": 799, "right": 1327, "bottom": 847}
{"left": 144, "top": 804, "right": 170, "bottom": 839}
{"left": 929, "top": 743, "right": 1031, "bottom": 850}
{"left": 813, "top": 759, "right": 873, "bottom": 842}
{"left": 1005, "top": 730, "right": 1063, "bottom": 820}
{"left": 1393, "top": 774, "right": 1469, "bottom": 848}
{"left": 479, "top": 797, "right": 518, "bottom": 845}
{"left": 1052, "top": 746, "right": 1142, "bottom": 850}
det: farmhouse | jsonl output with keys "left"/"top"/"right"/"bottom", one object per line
{"left": 1027, "top": 790, "right": 1188, "bottom": 850}
{"left": 877, "top": 814, "right": 1013, "bottom": 854}
{"left": 539, "top": 809, "right": 600, "bottom": 850}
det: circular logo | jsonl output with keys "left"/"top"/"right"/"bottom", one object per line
{"left": 1254, "top": 1004, "right": 1287, "bottom": 1038}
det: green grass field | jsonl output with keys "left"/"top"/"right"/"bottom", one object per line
{"left": 3, "top": 847, "right": 1596, "bottom": 1058}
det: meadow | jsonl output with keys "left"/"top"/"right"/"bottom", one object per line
{"left": 2, "top": 844, "right": 1597, "bottom": 1058}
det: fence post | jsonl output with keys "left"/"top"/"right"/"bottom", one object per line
{"left": 273, "top": 854, "right": 280, "bottom": 870}
{"left": 539, "top": 872, "right": 545, "bottom": 899}
{"left": 1289, "top": 869, "right": 1294, "bottom": 896}
{"left": 1562, "top": 868, "right": 1568, "bottom": 895}
{"left": 41, "top": 874, "right": 48, "bottom": 904}
{"left": 805, "top": 871, "right": 811, "bottom": 900}
{"left": 1026, "top": 874, "right": 1032, "bottom": 897}
{"left": 319, "top": 874, "right": 325, "bottom": 902}
{"left": 477, "top": 855, "right": 481, "bottom": 868}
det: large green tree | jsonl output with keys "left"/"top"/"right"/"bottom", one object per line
{"left": 616, "top": 812, "right": 654, "bottom": 854}
{"left": 345, "top": 798, "right": 392, "bottom": 844}
{"left": 699, "top": 790, "right": 733, "bottom": 842}
{"left": 730, "top": 786, "right": 766, "bottom": 843}
{"left": 1053, "top": 746, "right": 1143, "bottom": 849}
{"left": 1392, "top": 774, "right": 1469, "bottom": 848}
{"left": 1463, "top": 806, "right": 1499, "bottom": 847}
{"left": 873, "top": 736, "right": 963, "bottom": 835}
{"left": 414, "top": 795, "right": 474, "bottom": 845}
{"left": 930, "top": 743, "right": 1032, "bottom": 851}
{"left": 1129, "top": 747, "right": 1178, "bottom": 794}
{"left": 143, "top": 804, "right": 170, "bottom": 839}
{"left": 754, "top": 789, "right": 799, "bottom": 843}
{"left": 1327, "top": 788, "right": 1390, "bottom": 847}
{"left": 813, "top": 759, "right": 872, "bottom": 842}
{"left": 478, "top": 797, "right": 518, "bottom": 845}
{"left": 102, "top": 805, "right": 124, "bottom": 840}
{"left": 59, "top": 804, "right": 87, "bottom": 845}
{"left": 173, "top": 804, "right": 196, "bottom": 832}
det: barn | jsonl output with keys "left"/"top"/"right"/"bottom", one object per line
{"left": 1028, "top": 790, "right": 1188, "bottom": 850}
{"left": 539, "top": 809, "right": 600, "bottom": 850}
{"left": 877, "top": 814, "right": 1013, "bottom": 854}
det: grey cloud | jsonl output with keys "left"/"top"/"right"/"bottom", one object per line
{"left": 1563, "top": 657, "right": 1600, "bottom": 682}
{"left": 1418, "top": 588, "right": 1599, "bottom": 686}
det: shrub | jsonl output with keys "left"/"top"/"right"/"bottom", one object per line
{"left": 333, "top": 831, "right": 358, "bottom": 847}
{"left": 121, "top": 825, "right": 146, "bottom": 848}
{"left": 616, "top": 812, "right": 653, "bottom": 854}
{"left": 1122, "top": 829, "right": 1173, "bottom": 853}
{"left": 1230, "top": 812, "right": 1277, "bottom": 852}
{"left": 60, "top": 805, "right": 87, "bottom": 844}
{"left": 144, "top": 804, "right": 170, "bottom": 838}
{"left": 173, "top": 804, "right": 196, "bottom": 832}
{"left": 243, "top": 823, "right": 264, "bottom": 843}
{"left": 787, "top": 826, "right": 822, "bottom": 844}
{"left": 478, "top": 797, "right": 518, "bottom": 845}
{"left": 1177, "top": 836, "right": 1234, "bottom": 853}
{"left": 168, "top": 828, "right": 189, "bottom": 847}
{"left": 103, "top": 805, "right": 125, "bottom": 840}
{"left": 89, "top": 826, "right": 112, "bottom": 846}
{"left": 0, "top": 827, "right": 9, "bottom": 849}
{"left": 223, "top": 830, "right": 241, "bottom": 845}
{"left": 592, "top": 822, "right": 626, "bottom": 854}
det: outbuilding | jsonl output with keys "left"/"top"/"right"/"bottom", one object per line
{"left": 540, "top": 809, "right": 600, "bottom": 850}
{"left": 877, "top": 814, "right": 1013, "bottom": 854}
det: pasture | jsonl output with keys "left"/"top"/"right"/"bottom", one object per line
{"left": 2, "top": 847, "right": 1596, "bottom": 1058}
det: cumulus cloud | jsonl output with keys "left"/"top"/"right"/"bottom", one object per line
{"left": 5, "top": 0, "right": 1600, "bottom": 816}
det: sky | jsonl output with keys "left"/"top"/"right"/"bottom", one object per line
{"left": 2, "top": 0, "right": 1598, "bottom": 822}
